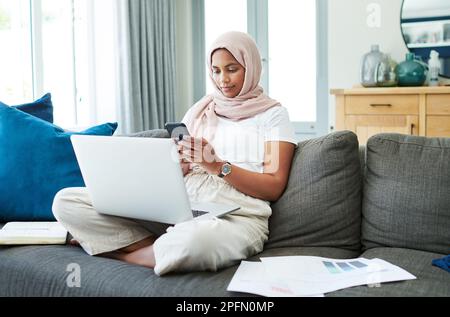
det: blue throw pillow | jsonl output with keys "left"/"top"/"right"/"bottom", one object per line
{"left": 0, "top": 102, "right": 118, "bottom": 222}
{"left": 11, "top": 93, "right": 54, "bottom": 123}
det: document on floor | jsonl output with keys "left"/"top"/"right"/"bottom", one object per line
{"left": 227, "top": 256, "right": 416, "bottom": 297}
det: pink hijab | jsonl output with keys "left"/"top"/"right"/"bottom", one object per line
{"left": 186, "top": 31, "right": 281, "bottom": 140}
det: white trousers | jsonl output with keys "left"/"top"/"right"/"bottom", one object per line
{"left": 52, "top": 169, "right": 271, "bottom": 276}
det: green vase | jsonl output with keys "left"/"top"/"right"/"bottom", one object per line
{"left": 395, "top": 53, "right": 427, "bottom": 87}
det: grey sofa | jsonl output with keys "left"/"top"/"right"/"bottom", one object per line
{"left": 0, "top": 131, "right": 449, "bottom": 297}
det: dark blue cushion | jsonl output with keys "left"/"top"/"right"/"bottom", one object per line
{"left": 0, "top": 102, "right": 118, "bottom": 222}
{"left": 11, "top": 93, "right": 54, "bottom": 123}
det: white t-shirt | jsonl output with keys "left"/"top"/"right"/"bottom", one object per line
{"left": 182, "top": 106, "right": 297, "bottom": 173}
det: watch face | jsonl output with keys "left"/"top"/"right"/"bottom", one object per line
{"left": 222, "top": 164, "right": 231, "bottom": 174}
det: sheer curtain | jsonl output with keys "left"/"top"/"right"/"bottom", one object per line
{"left": 115, "top": 0, "right": 177, "bottom": 134}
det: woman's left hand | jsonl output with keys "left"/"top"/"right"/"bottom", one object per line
{"left": 177, "top": 136, "right": 223, "bottom": 175}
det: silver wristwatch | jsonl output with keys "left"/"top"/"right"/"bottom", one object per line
{"left": 218, "top": 162, "right": 232, "bottom": 178}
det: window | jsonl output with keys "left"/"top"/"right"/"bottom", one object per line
{"left": 0, "top": 0, "right": 32, "bottom": 104}
{"left": 40, "top": 0, "right": 77, "bottom": 127}
{"left": 1, "top": 0, "right": 116, "bottom": 128}
{"left": 268, "top": 0, "right": 317, "bottom": 122}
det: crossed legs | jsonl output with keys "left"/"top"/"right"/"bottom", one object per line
{"left": 53, "top": 187, "right": 269, "bottom": 275}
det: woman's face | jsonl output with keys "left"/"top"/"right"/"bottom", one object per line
{"left": 211, "top": 49, "right": 245, "bottom": 98}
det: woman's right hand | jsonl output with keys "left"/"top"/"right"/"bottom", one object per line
{"left": 176, "top": 138, "right": 193, "bottom": 176}
{"left": 180, "top": 159, "right": 192, "bottom": 176}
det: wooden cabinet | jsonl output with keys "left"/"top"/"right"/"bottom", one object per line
{"left": 331, "top": 87, "right": 450, "bottom": 144}
{"left": 426, "top": 94, "right": 450, "bottom": 137}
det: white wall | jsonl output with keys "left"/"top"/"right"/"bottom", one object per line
{"left": 328, "top": 0, "right": 407, "bottom": 128}
{"left": 327, "top": 0, "right": 450, "bottom": 129}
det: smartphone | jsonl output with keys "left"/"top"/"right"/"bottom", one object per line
{"left": 165, "top": 122, "right": 190, "bottom": 141}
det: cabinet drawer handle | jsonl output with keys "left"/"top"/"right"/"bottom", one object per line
{"left": 410, "top": 123, "right": 415, "bottom": 135}
{"left": 370, "top": 104, "right": 393, "bottom": 107}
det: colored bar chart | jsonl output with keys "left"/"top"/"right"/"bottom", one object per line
{"left": 349, "top": 261, "right": 368, "bottom": 269}
{"left": 337, "top": 262, "right": 354, "bottom": 272}
{"left": 323, "top": 261, "right": 340, "bottom": 274}
{"left": 323, "top": 260, "right": 369, "bottom": 274}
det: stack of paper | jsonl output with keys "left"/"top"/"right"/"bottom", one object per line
{"left": 227, "top": 256, "right": 416, "bottom": 297}
{"left": 0, "top": 222, "right": 68, "bottom": 245}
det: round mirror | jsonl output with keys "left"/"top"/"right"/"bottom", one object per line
{"left": 401, "top": 0, "right": 450, "bottom": 78}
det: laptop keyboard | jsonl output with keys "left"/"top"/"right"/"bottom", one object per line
{"left": 191, "top": 209, "right": 208, "bottom": 218}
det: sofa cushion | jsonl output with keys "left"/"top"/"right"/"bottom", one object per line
{"left": 11, "top": 93, "right": 54, "bottom": 123}
{"left": 328, "top": 248, "right": 450, "bottom": 297}
{"left": 267, "top": 131, "right": 362, "bottom": 252}
{"left": 0, "top": 245, "right": 358, "bottom": 297}
{"left": 0, "top": 103, "right": 117, "bottom": 222}
{"left": 362, "top": 134, "right": 450, "bottom": 255}
{"left": 124, "top": 129, "right": 169, "bottom": 139}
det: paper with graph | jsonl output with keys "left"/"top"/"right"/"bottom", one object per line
{"left": 228, "top": 256, "right": 416, "bottom": 297}
{"left": 227, "top": 261, "right": 324, "bottom": 297}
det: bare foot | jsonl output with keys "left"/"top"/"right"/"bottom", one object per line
{"left": 122, "top": 245, "right": 156, "bottom": 268}
{"left": 97, "top": 237, "right": 157, "bottom": 268}
{"left": 100, "top": 245, "right": 156, "bottom": 269}
{"left": 101, "top": 250, "right": 128, "bottom": 261}
{"left": 69, "top": 239, "right": 80, "bottom": 246}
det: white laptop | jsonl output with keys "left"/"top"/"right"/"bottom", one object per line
{"left": 70, "top": 135, "right": 240, "bottom": 225}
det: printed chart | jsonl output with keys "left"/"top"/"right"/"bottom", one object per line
{"left": 322, "top": 260, "right": 368, "bottom": 274}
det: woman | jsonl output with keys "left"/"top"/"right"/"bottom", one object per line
{"left": 52, "top": 31, "right": 297, "bottom": 276}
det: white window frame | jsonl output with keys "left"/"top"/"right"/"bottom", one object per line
{"left": 30, "top": 0, "right": 44, "bottom": 99}
{"left": 28, "top": 0, "right": 98, "bottom": 128}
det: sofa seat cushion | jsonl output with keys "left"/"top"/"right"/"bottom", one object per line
{"left": 267, "top": 131, "right": 362, "bottom": 252}
{"left": 362, "top": 134, "right": 450, "bottom": 255}
{"left": 0, "top": 245, "right": 358, "bottom": 297}
{"left": 328, "top": 248, "right": 450, "bottom": 297}
{"left": 0, "top": 245, "right": 234, "bottom": 297}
